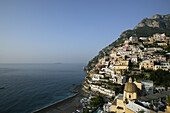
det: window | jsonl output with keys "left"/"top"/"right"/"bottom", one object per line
{"left": 129, "top": 95, "right": 131, "bottom": 98}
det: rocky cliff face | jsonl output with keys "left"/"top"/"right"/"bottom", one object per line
{"left": 134, "top": 14, "right": 170, "bottom": 29}
{"left": 86, "top": 14, "right": 170, "bottom": 71}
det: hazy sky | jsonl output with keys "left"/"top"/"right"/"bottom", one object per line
{"left": 0, "top": 0, "right": 170, "bottom": 63}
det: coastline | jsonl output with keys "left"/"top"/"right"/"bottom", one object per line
{"left": 32, "top": 85, "right": 88, "bottom": 113}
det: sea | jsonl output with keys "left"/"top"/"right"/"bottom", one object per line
{"left": 0, "top": 63, "right": 86, "bottom": 113}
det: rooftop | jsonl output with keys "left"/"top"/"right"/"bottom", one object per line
{"left": 116, "top": 94, "right": 123, "bottom": 100}
{"left": 141, "top": 90, "right": 170, "bottom": 101}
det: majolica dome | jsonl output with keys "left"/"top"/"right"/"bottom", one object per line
{"left": 124, "top": 77, "right": 137, "bottom": 93}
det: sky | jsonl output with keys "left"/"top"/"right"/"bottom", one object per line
{"left": 0, "top": 0, "right": 170, "bottom": 64}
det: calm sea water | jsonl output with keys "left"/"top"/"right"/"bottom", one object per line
{"left": 0, "top": 63, "right": 86, "bottom": 113}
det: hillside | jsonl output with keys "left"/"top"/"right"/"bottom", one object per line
{"left": 86, "top": 14, "right": 170, "bottom": 71}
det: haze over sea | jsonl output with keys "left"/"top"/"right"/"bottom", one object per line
{"left": 0, "top": 63, "right": 86, "bottom": 113}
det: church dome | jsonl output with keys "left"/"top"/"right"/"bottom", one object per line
{"left": 124, "top": 77, "right": 137, "bottom": 93}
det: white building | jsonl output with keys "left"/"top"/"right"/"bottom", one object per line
{"left": 139, "top": 37, "right": 148, "bottom": 41}
{"left": 117, "top": 50, "right": 134, "bottom": 55}
{"left": 155, "top": 86, "right": 166, "bottom": 92}
{"left": 144, "top": 48, "right": 163, "bottom": 52}
{"left": 155, "top": 62, "right": 169, "bottom": 71}
{"left": 109, "top": 74, "right": 126, "bottom": 85}
{"left": 127, "top": 101, "right": 150, "bottom": 113}
{"left": 90, "top": 84, "right": 115, "bottom": 97}
{"left": 101, "top": 68, "right": 114, "bottom": 75}
{"left": 92, "top": 74, "right": 104, "bottom": 81}
{"left": 131, "top": 56, "right": 138, "bottom": 63}
{"left": 129, "top": 36, "right": 138, "bottom": 42}
{"left": 103, "top": 102, "right": 112, "bottom": 112}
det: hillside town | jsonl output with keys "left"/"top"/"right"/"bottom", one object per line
{"left": 81, "top": 33, "right": 170, "bottom": 113}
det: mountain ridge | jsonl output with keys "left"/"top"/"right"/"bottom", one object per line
{"left": 86, "top": 14, "right": 170, "bottom": 71}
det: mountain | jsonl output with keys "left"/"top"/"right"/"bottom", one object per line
{"left": 134, "top": 14, "right": 170, "bottom": 29}
{"left": 86, "top": 14, "right": 170, "bottom": 71}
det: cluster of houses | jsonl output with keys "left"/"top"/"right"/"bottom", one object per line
{"left": 103, "top": 78, "right": 170, "bottom": 113}
{"left": 82, "top": 33, "right": 170, "bottom": 113}
{"left": 82, "top": 77, "right": 170, "bottom": 113}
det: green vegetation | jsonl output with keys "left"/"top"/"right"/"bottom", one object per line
{"left": 153, "top": 50, "right": 166, "bottom": 55}
{"left": 94, "top": 69, "right": 99, "bottom": 74}
{"left": 133, "top": 63, "right": 139, "bottom": 68}
{"left": 149, "top": 102, "right": 153, "bottom": 110}
{"left": 135, "top": 26, "right": 170, "bottom": 37}
{"left": 143, "top": 69, "right": 153, "bottom": 72}
{"left": 166, "top": 97, "right": 170, "bottom": 106}
{"left": 132, "top": 73, "right": 149, "bottom": 81}
{"left": 143, "top": 44, "right": 155, "bottom": 48}
{"left": 104, "top": 77, "right": 110, "bottom": 80}
{"left": 114, "top": 87, "right": 123, "bottom": 94}
{"left": 90, "top": 95, "right": 104, "bottom": 107}
{"left": 131, "top": 69, "right": 170, "bottom": 89}
{"left": 165, "top": 45, "right": 170, "bottom": 52}
{"left": 112, "top": 96, "right": 115, "bottom": 100}
{"left": 149, "top": 70, "right": 170, "bottom": 88}
{"left": 83, "top": 108, "right": 89, "bottom": 113}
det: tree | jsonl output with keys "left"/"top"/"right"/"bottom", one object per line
{"left": 112, "top": 96, "right": 115, "bottom": 100}
{"left": 94, "top": 69, "right": 99, "bottom": 74}
{"left": 165, "top": 45, "right": 170, "bottom": 52}
{"left": 115, "top": 87, "right": 120, "bottom": 94}
{"left": 166, "top": 97, "right": 170, "bottom": 106}
{"left": 149, "top": 70, "right": 170, "bottom": 88}
{"left": 141, "top": 67, "right": 145, "bottom": 70}
{"left": 83, "top": 108, "right": 89, "bottom": 113}
{"left": 90, "top": 95, "right": 104, "bottom": 107}
{"left": 149, "top": 102, "right": 153, "bottom": 110}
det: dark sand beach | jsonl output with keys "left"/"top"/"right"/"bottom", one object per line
{"left": 32, "top": 85, "right": 88, "bottom": 113}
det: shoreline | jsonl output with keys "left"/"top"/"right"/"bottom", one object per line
{"left": 32, "top": 85, "right": 88, "bottom": 113}
{"left": 32, "top": 93, "right": 78, "bottom": 113}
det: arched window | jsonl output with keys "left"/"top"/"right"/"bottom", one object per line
{"left": 129, "top": 95, "right": 131, "bottom": 98}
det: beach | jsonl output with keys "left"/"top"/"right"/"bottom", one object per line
{"left": 32, "top": 85, "right": 88, "bottom": 113}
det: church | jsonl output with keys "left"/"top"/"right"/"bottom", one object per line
{"left": 110, "top": 77, "right": 138, "bottom": 113}
{"left": 110, "top": 77, "right": 170, "bottom": 113}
